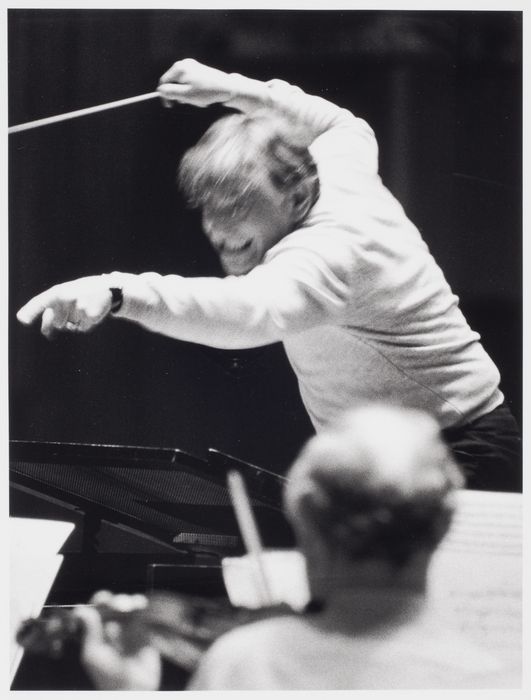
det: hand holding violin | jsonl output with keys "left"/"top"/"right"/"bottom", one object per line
{"left": 16, "top": 588, "right": 294, "bottom": 690}
{"left": 74, "top": 591, "right": 161, "bottom": 691}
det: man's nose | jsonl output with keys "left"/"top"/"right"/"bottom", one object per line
{"left": 206, "top": 226, "right": 226, "bottom": 249}
{"left": 203, "top": 217, "right": 230, "bottom": 249}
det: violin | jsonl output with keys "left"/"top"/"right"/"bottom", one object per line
{"left": 16, "top": 474, "right": 306, "bottom": 687}
{"left": 16, "top": 590, "right": 294, "bottom": 673}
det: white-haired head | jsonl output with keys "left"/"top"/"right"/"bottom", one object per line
{"left": 285, "top": 404, "right": 464, "bottom": 570}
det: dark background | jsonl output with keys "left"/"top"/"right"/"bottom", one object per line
{"left": 9, "top": 9, "right": 522, "bottom": 475}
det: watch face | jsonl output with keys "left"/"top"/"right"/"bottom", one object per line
{"left": 110, "top": 287, "right": 123, "bottom": 312}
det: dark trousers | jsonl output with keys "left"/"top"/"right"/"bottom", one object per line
{"left": 442, "top": 402, "right": 522, "bottom": 492}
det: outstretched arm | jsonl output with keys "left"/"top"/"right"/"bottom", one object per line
{"left": 17, "top": 243, "right": 352, "bottom": 348}
{"left": 17, "top": 60, "right": 365, "bottom": 345}
{"left": 16, "top": 276, "right": 117, "bottom": 339}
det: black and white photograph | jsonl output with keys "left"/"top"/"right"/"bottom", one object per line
{"left": 7, "top": 3, "right": 525, "bottom": 694}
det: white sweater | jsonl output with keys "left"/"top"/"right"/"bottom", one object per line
{"left": 106, "top": 76, "right": 503, "bottom": 430}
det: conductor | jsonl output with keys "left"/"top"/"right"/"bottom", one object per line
{"left": 17, "top": 59, "right": 521, "bottom": 491}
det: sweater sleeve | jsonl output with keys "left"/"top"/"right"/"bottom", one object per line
{"left": 103, "top": 242, "right": 352, "bottom": 350}
{"left": 223, "top": 71, "right": 357, "bottom": 144}
{"left": 221, "top": 71, "right": 378, "bottom": 180}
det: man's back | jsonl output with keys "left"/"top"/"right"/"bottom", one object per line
{"left": 189, "top": 594, "right": 518, "bottom": 690}
{"left": 265, "top": 109, "right": 503, "bottom": 431}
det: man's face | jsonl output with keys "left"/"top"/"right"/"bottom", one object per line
{"left": 202, "top": 183, "right": 293, "bottom": 276}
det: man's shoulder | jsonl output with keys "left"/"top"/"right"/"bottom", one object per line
{"left": 204, "top": 613, "right": 305, "bottom": 663}
{"left": 188, "top": 614, "right": 308, "bottom": 690}
{"left": 266, "top": 225, "right": 358, "bottom": 258}
{"left": 262, "top": 226, "right": 360, "bottom": 282}
{"left": 310, "top": 113, "right": 378, "bottom": 171}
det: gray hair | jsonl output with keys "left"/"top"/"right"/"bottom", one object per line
{"left": 285, "top": 404, "right": 464, "bottom": 569}
{"left": 178, "top": 109, "right": 319, "bottom": 224}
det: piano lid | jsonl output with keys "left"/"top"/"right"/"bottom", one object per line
{"left": 10, "top": 440, "right": 293, "bottom": 552}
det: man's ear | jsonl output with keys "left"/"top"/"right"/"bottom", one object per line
{"left": 290, "top": 179, "right": 315, "bottom": 224}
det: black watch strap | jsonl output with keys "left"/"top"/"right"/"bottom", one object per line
{"left": 109, "top": 287, "right": 123, "bottom": 314}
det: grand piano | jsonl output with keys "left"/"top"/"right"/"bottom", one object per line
{"left": 10, "top": 439, "right": 295, "bottom": 689}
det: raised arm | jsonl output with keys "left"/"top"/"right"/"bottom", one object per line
{"left": 157, "top": 58, "right": 354, "bottom": 144}
{"left": 17, "top": 59, "right": 361, "bottom": 345}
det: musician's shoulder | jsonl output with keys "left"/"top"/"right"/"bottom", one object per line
{"left": 189, "top": 614, "right": 299, "bottom": 690}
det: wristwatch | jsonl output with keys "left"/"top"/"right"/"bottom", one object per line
{"left": 109, "top": 287, "right": 123, "bottom": 314}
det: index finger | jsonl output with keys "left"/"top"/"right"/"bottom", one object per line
{"left": 156, "top": 84, "right": 191, "bottom": 102}
{"left": 158, "top": 61, "right": 188, "bottom": 86}
{"left": 17, "top": 289, "right": 56, "bottom": 325}
{"left": 74, "top": 606, "right": 107, "bottom": 646}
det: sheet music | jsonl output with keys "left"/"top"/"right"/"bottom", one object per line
{"left": 10, "top": 518, "right": 75, "bottom": 682}
{"left": 428, "top": 490, "right": 522, "bottom": 666}
{"left": 223, "top": 489, "right": 522, "bottom": 675}
{"left": 222, "top": 549, "right": 311, "bottom": 611}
